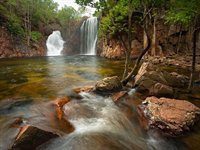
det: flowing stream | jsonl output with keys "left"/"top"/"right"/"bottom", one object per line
{"left": 46, "top": 31, "right": 65, "bottom": 56}
{"left": 80, "top": 17, "right": 98, "bottom": 55}
{"left": 0, "top": 56, "right": 200, "bottom": 150}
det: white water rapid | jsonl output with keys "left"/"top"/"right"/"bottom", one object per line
{"left": 46, "top": 31, "right": 65, "bottom": 56}
{"left": 80, "top": 17, "right": 98, "bottom": 55}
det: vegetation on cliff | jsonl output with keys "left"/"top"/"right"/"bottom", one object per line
{"left": 0, "top": 0, "right": 82, "bottom": 48}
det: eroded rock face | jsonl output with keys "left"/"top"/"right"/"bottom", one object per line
{"left": 100, "top": 38, "right": 141, "bottom": 59}
{"left": 95, "top": 76, "right": 122, "bottom": 93}
{"left": 137, "top": 96, "right": 200, "bottom": 136}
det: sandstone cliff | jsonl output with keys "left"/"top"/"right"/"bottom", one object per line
{"left": 0, "top": 26, "right": 46, "bottom": 58}
{"left": 98, "top": 19, "right": 200, "bottom": 59}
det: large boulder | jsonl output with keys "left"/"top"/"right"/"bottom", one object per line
{"left": 149, "top": 83, "right": 173, "bottom": 97}
{"left": 134, "top": 62, "right": 189, "bottom": 98}
{"left": 137, "top": 96, "right": 200, "bottom": 136}
{"left": 163, "top": 72, "right": 189, "bottom": 88}
{"left": 95, "top": 76, "right": 122, "bottom": 93}
{"left": 134, "top": 62, "right": 155, "bottom": 84}
{"left": 135, "top": 72, "right": 174, "bottom": 97}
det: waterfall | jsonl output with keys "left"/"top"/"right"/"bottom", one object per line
{"left": 80, "top": 17, "right": 98, "bottom": 55}
{"left": 46, "top": 31, "right": 65, "bottom": 56}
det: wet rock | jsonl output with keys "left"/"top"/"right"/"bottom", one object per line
{"left": 95, "top": 76, "right": 122, "bottom": 93}
{"left": 51, "top": 96, "right": 71, "bottom": 120}
{"left": 52, "top": 96, "right": 70, "bottom": 108}
{"left": 137, "top": 96, "right": 200, "bottom": 136}
{"left": 11, "top": 126, "right": 59, "bottom": 150}
{"left": 111, "top": 91, "right": 128, "bottom": 102}
{"left": 73, "top": 86, "right": 95, "bottom": 94}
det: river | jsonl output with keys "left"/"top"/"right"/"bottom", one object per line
{"left": 0, "top": 56, "right": 199, "bottom": 150}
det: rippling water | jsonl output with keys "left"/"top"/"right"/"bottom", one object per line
{"left": 0, "top": 56, "right": 124, "bottom": 100}
{"left": 0, "top": 56, "right": 199, "bottom": 150}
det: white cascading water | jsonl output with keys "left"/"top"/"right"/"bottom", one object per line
{"left": 80, "top": 17, "right": 98, "bottom": 55}
{"left": 46, "top": 31, "right": 65, "bottom": 56}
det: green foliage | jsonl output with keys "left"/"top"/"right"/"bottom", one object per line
{"left": 99, "top": 0, "right": 128, "bottom": 37}
{"left": 7, "top": 21, "right": 24, "bottom": 38}
{"left": 31, "top": 31, "right": 42, "bottom": 42}
{"left": 165, "top": 0, "right": 200, "bottom": 26}
{"left": 57, "top": 6, "right": 80, "bottom": 26}
{"left": 165, "top": 11, "right": 192, "bottom": 25}
{"left": 0, "top": 0, "right": 82, "bottom": 45}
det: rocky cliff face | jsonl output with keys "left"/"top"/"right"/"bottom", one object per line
{"left": 0, "top": 26, "right": 46, "bottom": 58}
{"left": 62, "top": 18, "right": 87, "bottom": 55}
{"left": 99, "top": 38, "right": 142, "bottom": 59}
{"left": 99, "top": 19, "right": 200, "bottom": 59}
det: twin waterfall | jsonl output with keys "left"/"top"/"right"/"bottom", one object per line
{"left": 46, "top": 17, "right": 98, "bottom": 56}
{"left": 46, "top": 31, "right": 65, "bottom": 56}
{"left": 80, "top": 17, "right": 98, "bottom": 55}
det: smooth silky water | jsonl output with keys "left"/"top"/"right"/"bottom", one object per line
{"left": 0, "top": 56, "right": 200, "bottom": 150}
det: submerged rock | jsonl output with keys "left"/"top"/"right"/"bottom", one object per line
{"left": 73, "top": 86, "right": 95, "bottom": 94}
{"left": 0, "top": 98, "right": 32, "bottom": 115}
{"left": 11, "top": 126, "right": 58, "bottom": 150}
{"left": 95, "top": 76, "right": 122, "bottom": 93}
{"left": 137, "top": 96, "right": 200, "bottom": 136}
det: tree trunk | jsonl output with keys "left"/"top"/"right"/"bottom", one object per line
{"left": 176, "top": 24, "right": 182, "bottom": 54}
{"left": 27, "top": 3, "right": 30, "bottom": 47}
{"left": 151, "top": 16, "right": 156, "bottom": 56}
{"left": 188, "top": 27, "right": 199, "bottom": 90}
{"left": 121, "top": 26, "right": 151, "bottom": 86}
{"left": 122, "top": 0, "right": 133, "bottom": 79}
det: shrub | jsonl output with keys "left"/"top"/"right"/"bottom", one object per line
{"left": 31, "top": 31, "right": 42, "bottom": 42}
{"left": 7, "top": 21, "right": 25, "bottom": 38}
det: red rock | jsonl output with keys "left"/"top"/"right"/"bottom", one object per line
{"left": 111, "top": 91, "right": 127, "bottom": 102}
{"left": 73, "top": 86, "right": 95, "bottom": 94}
{"left": 52, "top": 96, "right": 70, "bottom": 107}
{"left": 100, "top": 39, "right": 142, "bottom": 59}
{"left": 51, "top": 96, "right": 70, "bottom": 121}
{"left": 137, "top": 96, "right": 200, "bottom": 136}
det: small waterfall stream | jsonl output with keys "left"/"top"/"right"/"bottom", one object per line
{"left": 46, "top": 31, "right": 65, "bottom": 56}
{"left": 80, "top": 17, "right": 98, "bottom": 55}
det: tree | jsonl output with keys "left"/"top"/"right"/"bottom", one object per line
{"left": 165, "top": 0, "right": 200, "bottom": 90}
{"left": 57, "top": 6, "right": 81, "bottom": 36}
{"left": 121, "top": 0, "right": 167, "bottom": 86}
